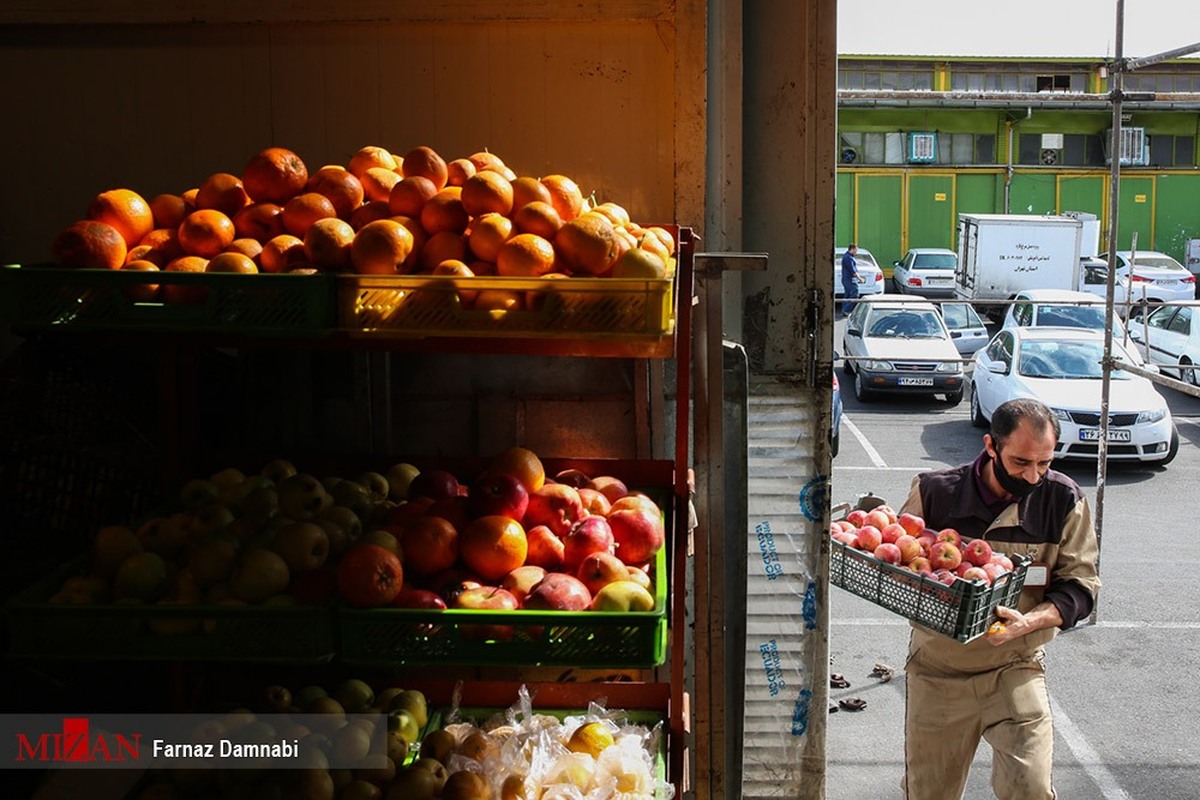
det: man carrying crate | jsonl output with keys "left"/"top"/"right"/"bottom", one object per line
{"left": 898, "top": 398, "right": 1100, "bottom": 800}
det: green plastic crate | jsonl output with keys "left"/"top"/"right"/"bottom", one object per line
{"left": 0, "top": 263, "right": 335, "bottom": 336}
{"left": 337, "top": 544, "right": 668, "bottom": 669}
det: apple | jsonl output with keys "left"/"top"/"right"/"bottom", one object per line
{"left": 854, "top": 525, "right": 882, "bottom": 552}
{"left": 586, "top": 475, "right": 628, "bottom": 504}
{"left": 523, "top": 573, "right": 593, "bottom": 611}
{"left": 935, "top": 528, "right": 963, "bottom": 548}
{"left": 187, "top": 532, "right": 241, "bottom": 587}
{"left": 440, "top": 771, "right": 490, "bottom": 800}
{"left": 907, "top": 556, "right": 932, "bottom": 574}
{"left": 954, "top": 561, "right": 975, "bottom": 577}
{"left": 607, "top": 505, "right": 665, "bottom": 566}
{"left": 625, "top": 565, "right": 653, "bottom": 591}
{"left": 427, "top": 568, "right": 484, "bottom": 606}
{"left": 863, "top": 509, "right": 892, "bottom": 532}
{"left": 192, "top": 503, "right": 235, "bottom": 538}
{"left": 468, "top": 471, "right": 529, "bottom": 521}
{"left": 400, "top": 515, "right": 459, "bottom": 576}
{"left": 577, "top": 488, "right": 612, "bottom": 517}
{"left": 962, "top": 538, "right": 994, "bottom": 567}
{"left": 553, "top": 469, "right": 592, "bottom": 489}
{"left": 960, "top": 566, "right": 991, "bottom": 585}
{"left": 834, "top": 519, "right": 857, "bottom": 534}
{"left": 875, "top": 504, "right": 899, "bottom": 524}
{"left": 92, "top": 526, "right": 143, "bottom": 580}
{"left": 425, "top": 495, "right": 471, "bottom": 532}
{"left": 407, "top": 469, "right": 461, "bottom": 502}
{"left": 897, "top": 512, "right": 925, "bottom": 536}
{"left": 981, "top": 563, "right": 1008, "bottom": 583}
{"left": 356, "top": 471, "right": 390, "bottom": 502}
{"left": 928, "top": 541, "right": 962, "bottom": 572}
{"left": 590, "top": 580, "right": 655, "bottom": 612}
{"left": 845, "top": 509, "right": 868, "bottom": 527}
{"left": 391, "top": 588, "right": 447, "bottom": 610}
{"left": 561, "top": 515, "right": 615, "bottom": 572}
{"left": 879, "top": 523, "right": 906, "bottom": 545}
{"left": 524, "top": 525, "right": 566, "bottom": 570}
{"left": 360, "top": 529, "right": 402, "bottom": 556}
{"left": 136, "top": 513, "right": 193, "bottom": 559}
{"left": 453, "top": 585, "right": 519, "bottom": 640}
{"left": 230, "top": 548, "right": 291, "bottom": 603}
{"left": 873, "top": 542, "right": 903, "bottom": 565}
{"left": 260, "top": 458, "right": 298, "bottom": 485}
{"left": 331, "top": 480, "right": 374, "bottom": 519}
{"left": 991, "top": 553, "right": 1015, "bottom": 571}
{"left": 831, "top": 530, "right": 858, "bottom": 547}
{"left": 385, "top": 463, "right": 421, "bottom": 501}
{"left": 895, "top": 534, "right": 921, "bottom": 565}
{"left": 389, "top": 762, "right": 446, "bottom": 800}
{"left": 916, "top": 534, "right": 937, "bottom": 556}
{"left": 576, "top": 551, "right": 630, "bottom": 596}
{"left": 523, "top": 483, "right": 585, "bottom": 536}
{"left": 277, "top": 473, "right": 332, "bottom": 520}
{"left": 932, "top": 568, "right": 957, "bottom": 586}
{"left": 271, "top": 521, "right": 330, "bottom": 574}
{"left": 500, "top": 565, "right": 547, "bottom": 605}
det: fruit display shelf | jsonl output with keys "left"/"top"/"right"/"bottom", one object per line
{"left": 828, "top": 537, "right": 1030, "bottom": 643}
{"left": 0, "top": 264, "right": 336, "bottom": 337}
{"left": 3, "top": 558, "right": 336, "bottom": 663}
{"left": 337, "top": 541, "right": 668, "bottom": 669}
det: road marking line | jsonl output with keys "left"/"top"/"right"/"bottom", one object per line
{"left": 835, "top": 465, "right": 944, "bottom": 471}
{"left": 831, "top": 618, "right": 1200, "bottom": 630}
{"left": 1050, "top": 696, "right": 1133, "bottom": 800}
{"left": 842, "top": 415, "right": 888, "bottom": 468}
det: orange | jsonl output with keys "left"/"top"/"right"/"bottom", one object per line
{"left": 524, "top": 272, "right": 569, "bottom": 311}
{"left": 178, "top": 209, "right": 236, "bottom": 258}
{"left": 540, "top": 175, "right": 584, "bottom": 222}
{"left": 418, "top": 230, "right": 468, "bottom": 273}
{"left": 487, "top": 446, "right": 546, "bottom": 492}
{"left": 458, "top": 516, "right": 528, "bottom": 582}
{"left": 149, "top": 193, "right": 189, "bottom": 230}
{"left": 470, "top": 259, "right": 498, "bottom": 276}
{"left": 303, "top": 217, "right": 355, "bottom": 270}
{"left": 420, "top": 188, "right": 468, "bottom": 236}
{"left": 555, "top": 212, "right": 619, "bottom": 275}
{"left": 350, "top": 219, "right": 415, "bottom": 275}
{"left": 242, "top": 146, "right": 308, "bottom": 204}
{"left": 163, "top": 255, "right": 209, "bottom": 305}
{"left": 232, "top": 202, "right": 285, "bottom": 242}
{"left": 496, "top": 233, "right": 556, "bottom": 277}
{"left": 461, "top": 171, "right": 514, "bottom": 218}
{"left": 306, "top": 166, "right": 365, "bottom": 219}
{"left": 281, "top": 192, "right": 337, "bottom": 238}
{"left": 512, "top": 201, "right": 562, "bottom": 240}
{"left": 224, "top": 238, "right": 263, "bottom": 264}
{"left": 388, "top": 175, "right": 439, "bottom": 218}
{"left": 87, "top": 189, "right": 154, "bottom": 247}
{"left": 511, "top": 176, "right": 553, "bottom": 211}
{"left": 195, "top": 172, "right": 251, "bottom": 217}
{"left": 468, "top": 151, "right": 508, "bottom": 173}
{"left": 181, "top": 187, "right": 200, "bottom": 207}
{"left": 637, "top": 228, "right": 672, "bottom": 262}
{"left": 348, "top": 200, "right": 392, "bottom": 231}
{"left": 446, "top": 158, "right": 476, "bottom": 187}
{"left": 645, "top": 226, "right": 676, "bottom": 256}
{"left": 348, "top": 145, "right": 397, "bottom": 178}
{"left": 125, "top": 244, "right": 164, "bottom": 267}
{"left": 591, "top": 202, "right": 631, "bottom": 228}
{"left": 401, "top": 516, "right": 460, "bottom": 576}
{"left": 361, "top": 167, "right": 402, "bottom": 203}
{"left": 138, "top": 228, "right": 183, "bottom": 262}
{"left": 467, "top": 212, "right": 513, "bottom": 262}
{"left": 389, "top": 215, "right": 428, "bottom": 272}
{"left": 206, "top": 252, "right": 258, "bottom": 274}
{"left": 401, "top": 145, "right": 449, "bottom": 190}
{"left": 52, "top": 220, "right": 126, "bottom": 269}
{"left": 473, "top": 289, "right": 523, "bottom": 312}
{"left": 259, "top": 234, "right": 307, "bottom": 274}
{"left": 120, "top": 260, "right": 160, "bottom": 301}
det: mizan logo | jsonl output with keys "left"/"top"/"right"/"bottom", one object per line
{"left": 15, "top": 718, "right": 141, "bottom": 763}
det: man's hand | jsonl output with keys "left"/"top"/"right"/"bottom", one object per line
{"left": 985, "top": 602, "right": 1063, "bottom": 646}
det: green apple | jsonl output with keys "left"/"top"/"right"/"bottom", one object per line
{"left": 385, "top": 463, "right": 421, "bottom": 501}
{"left": 334, "top": 678, "right": 375, "bottom": 713}
{"left": 589, "top": 580, "right": 655, "bottom": 612}
{"left": 387, "top": 689, "right": 428, "bottom": 728}
{"left": 389, "top": 709, "right": 421, "bottom": 747}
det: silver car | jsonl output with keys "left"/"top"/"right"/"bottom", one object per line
{"left": 891, "top": 247, "right": 958, "bottom": 297}
{"left": 1099, "top": 251, "right": 1196, "bottom": 304}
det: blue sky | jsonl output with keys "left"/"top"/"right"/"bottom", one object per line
{"left": 838, "top": 0, "right": 1199, "bottom": 59}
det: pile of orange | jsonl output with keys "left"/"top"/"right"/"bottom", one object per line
{"left": 50, "top": 144, "right": 676, "bottom": 307}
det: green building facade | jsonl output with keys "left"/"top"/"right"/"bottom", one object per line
{"left": 837, "top": 56, "right": 1200, "bottom": 274}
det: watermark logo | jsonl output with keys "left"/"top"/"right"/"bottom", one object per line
{"left": 14, "top": 717, "right": 140, "bottom": 764}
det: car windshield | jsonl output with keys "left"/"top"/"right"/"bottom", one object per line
{"left": 1034, "top": 304, "right": 1127, "bottom": 337}
{"left": 1132, "top": 256, "right": 1187, "bottom": 272}
{"left": 912, "top": 253, "right": 957, "bottom": 270}
{"left": 1017, "top": 340, "right": 1131, "bottom": 380}
{"left": 866, "top": 309, "right": 946, "bottom": 338}
{"left": 941, "top": 303, "right": 980, "bottom": 331}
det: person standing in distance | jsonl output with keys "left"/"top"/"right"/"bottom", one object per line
{"left": 840, "top": 243, "right": 860, "bottom": 317}
{"left": 898, "top": 398, "right": 1100, "bottom": 800}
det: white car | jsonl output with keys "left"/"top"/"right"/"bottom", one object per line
{"left": 891, "top": 247, "right": 958, "bottom": 297}
{"left": 1125, "top": 301, "right": 1200, "bottom": 387}
{"left": 841, "top": 294, "right": 966, "bottom": 404}
{"left": 939, "top": 301, "right": 990, "bottom": 358}
{"left": 834, "top": 246, "right": 885, "bottom": 298}
{"left": 970, "top": 327, "right": 1178, "bottom": 465}
{"left": 1097, "top": 251, "right": 1196, "bottom": 305}
{"left": 1000, "top": 289, "right": 1152, "bottom": 369}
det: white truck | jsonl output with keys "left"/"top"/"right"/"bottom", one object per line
{"left": 955, "top": 213, "right": 1087, "bottom": 309}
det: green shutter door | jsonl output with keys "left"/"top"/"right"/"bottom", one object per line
{"left": 955, "top": 172, "right": 1000, "bottom": 216}
{"left": 1056, "top": 175, "right": 1105, "bottom": 218}
{"left": 854, "top": 173, "right": 904, "bottom": 274}
{"left": 836, "top": 171, "right": 855, "bottom": 252}
{"left": 1009, "top": 172, "right": 1057, "bottom": 215}
{"left": 1118, "top": 176, "right": 1155, "bottom": 250}
{"left": 907, "top": 174, "right": 956, "bottom": 252}
{"left": 1151, "top": 174, "right": 1200, "bottom": 262}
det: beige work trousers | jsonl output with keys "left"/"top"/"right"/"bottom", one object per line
{"left": 903, "top": 648, "right": 1055, "bottom": 800}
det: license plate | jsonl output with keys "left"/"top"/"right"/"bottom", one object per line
{"left": 927, "top": 278, "right": 951, "bottom": 285}
{"left": 1160, "top": 280, "right": 1179, "bottom": 287}
{"left": 898, "top": 377, "right": 934, "bottom": 386}
{"left": 1079, "top": 428, "right": 1132, "bottom": 442}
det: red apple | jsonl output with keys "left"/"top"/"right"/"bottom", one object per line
{"left": 916, "top": 534, "right": 937, "bottom": 556}
{"left": 500, "top": 565, "right": 547, "bottom": 605}
{"left": 928, "top": 541, "right": 962, "bottom": 572}
{"left": 854, "top": 525, "right": 882, "bottom": 552}
{"left": 834, "top": 519, "right": 857, "bottom": 534}
{"left": 553, "top": 469, "right": 592, "bottom": 489}
{"left": 577, "top": 488, "right": 612, "bottom": 517}
{"left": 981, "top": 563, "right": 1008, "bottom": 583}
{"left": 845, "top": 509, "right": 868, "bottom": 527}
{"left": 935, "top": 528, "right": 963, "bottom": 548}
{"left": 864, "top": 509, "right": 891, "bottom": 532}
{"left": 873, "top": 542, "right": 902, "bottom": 565}
{"left": 907, "top": 556, "right": 932, "bottom": 575}
{"left": 897, "top": 512, "right": 925, "bottom": 536}
{"left": 954, "top": 561, "right": 975, "bottom": 577}
{"left": 932, "top": 568, "right": 957, "bottom": 585}
{"left": 895, "top": 534, "right": 921, "bottom": 564}
{"left": 427, "top": 567, "right": 484, "bottom": 606}
{"left": 407, "top": 469, "right": 460, "bottom": 502}
{"left": 879, "top": 523, "right": 906, "bottom": 545}
{"left": 962, "top": 538, "right": 994, "bottom": 567}
{"left": 391, "top": 588, "right": 447, "bottom": 610}
{"left": 586, "top": 476, "right": 628, "bottom": 504}
{"left": 468, "top": 471, "right": 530, "bottom": 521}
{"left": 959, "top": 566, "right": 990, "bottom": 585}
{"left": 561, "top": 516, "right": 615, "bottom": 572}
{"left": 453, "top": 586, "right": 519, "bottom": 641}
{"left": 523, "top": 483, "right": 585, "bottom": 536}
{"left": 576, "top": 551, "right": 630, "bottom": 596}
{"left": 524, "top": 525, "right": 566, "bottom": 570}
{"left": 523, "top": 573, "right": 592, "bottom": 612}
{"left": 991, "top": 553, "right": 1015, "bottom": 571}
{"left": 607, "top": 505, "right": 665, "bottom": 566}
{"left": 832, "top": 530, "right": 858, "bottom": 546}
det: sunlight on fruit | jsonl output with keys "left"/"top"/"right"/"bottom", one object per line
{"left": 566, "top": 721, "right": 615, "bottom": 758}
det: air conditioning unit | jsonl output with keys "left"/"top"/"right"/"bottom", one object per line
{"left": 1104, "top": 127, "right": 1147, "bottom": 166}
{"left": 907, "top": 132, "right": 938, "bottom": 163}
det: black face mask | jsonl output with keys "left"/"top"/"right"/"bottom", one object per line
{"left": 991, "top": 446, "right": 1043, "bottom": 499}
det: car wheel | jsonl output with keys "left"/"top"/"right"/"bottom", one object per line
{"left": 854, "top": 370, "right": 874, "bottom": 402}
{"left": 944, "top": 388, "right": 963, "bottom": 406}
{"left": 842, "top": 347, "right": 855, "bottom": 376}
{"left": 1158, "top": 424, "right": 1180, "bottom": 467}
{"left": 970, "top": 385, "right": 988, "bottom": 428}
{"left": 1182, "top": 357, "right": 1199, "bottom": 387}
{"left": 830, "top": 427, "right": 840, "bottom": 458}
